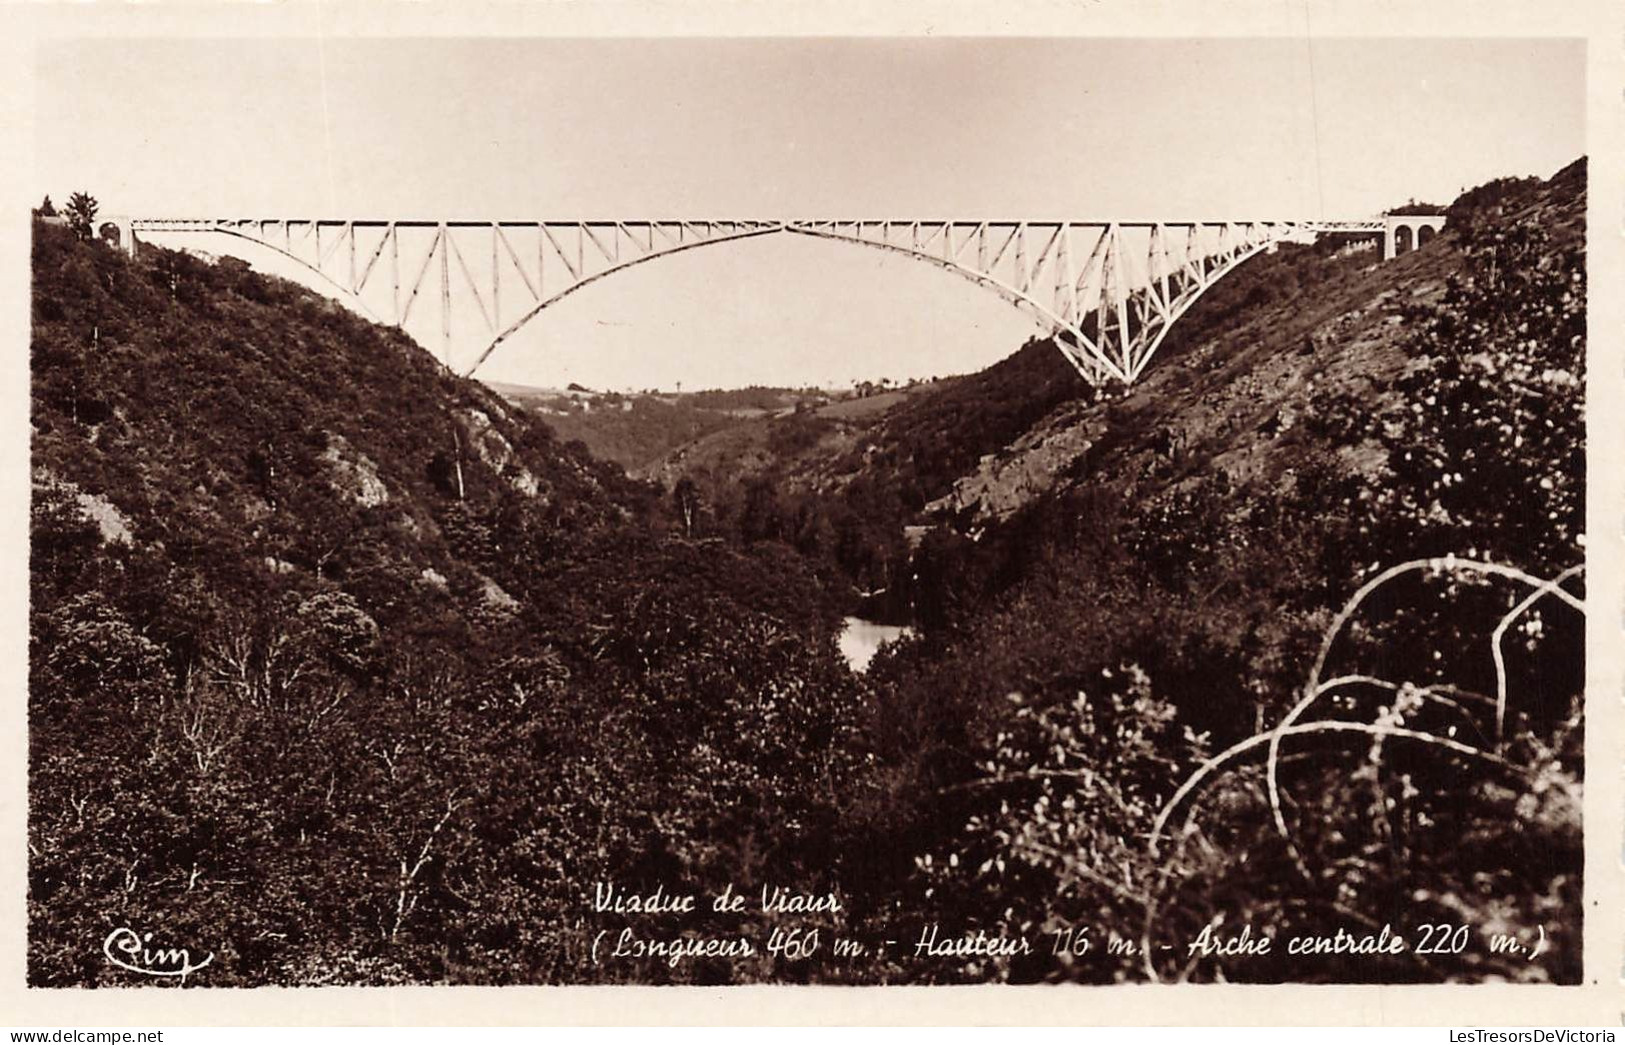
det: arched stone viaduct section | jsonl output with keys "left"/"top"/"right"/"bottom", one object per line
{"left": 123, "top": 216, "right": 1401, "bottom": 386}
{"left": 1384, "top": 214, "right": 1446, "bottom": 260}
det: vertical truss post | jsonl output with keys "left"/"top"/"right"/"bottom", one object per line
{"left": 1085, "top": 227, "right": 1111, "bottom": 359}
{"left": 1015, "top": 224, "right": 1028, "bottom": 294}
{"left": 1155, "top": 223, "right": 1170, "bottom": 314}
{"left": 1104, "top": 225, "right": 1130, "bottom": 377}
{"left": 390, "top": 224, "right": 400, "bottom": 325}
{"left": 1096, "top": 228, "right": 1114, "bottom": 368}
{"left": 1054, "top": 225, "right": 1074, "bottom": 328}
{"left": 492, "top": 223, "right": 501, "bottom": 330}
{"left": 440, "top": 223, "right": 451, "bottom": 368}
{"left": 347, "top": 222, "right": 356, "bottom": 292}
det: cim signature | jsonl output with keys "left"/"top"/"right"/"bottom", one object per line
{"left": 102, "top": 927, "right": 214, "bottom": 980}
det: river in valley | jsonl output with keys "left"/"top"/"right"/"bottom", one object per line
{"left": 838, "top": 616, "right": 914, "bottom": 672}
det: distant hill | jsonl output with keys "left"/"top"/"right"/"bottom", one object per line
{"left": 493, "top": 380, "right": 890, "bottom": 472}
{"left": 500, "top": 386, "right": 744, "bottom": 470}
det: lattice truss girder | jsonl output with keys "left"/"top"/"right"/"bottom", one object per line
{"left": 787, "top": 220, "right": 1307, "bottom": 384}
{"left": 129, "top": 218, "right": 1383, "bottom": 384}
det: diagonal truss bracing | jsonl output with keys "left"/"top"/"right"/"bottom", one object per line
{"left": 129, "top": 217, "right": 1384, "bottom": 384}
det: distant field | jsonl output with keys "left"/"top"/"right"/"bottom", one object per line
{"left": 814, "top": 388, "right": 913, "bottom": 420}
{"left": 490, "top": 378, "right": 947, "bottom": 473}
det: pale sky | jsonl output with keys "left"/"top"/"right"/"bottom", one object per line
{"left": 34, "top": 37, "right": 1586, "bottom": 390}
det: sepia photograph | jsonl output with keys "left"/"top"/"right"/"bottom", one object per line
{"left": 19, "top": 22, "right": 1592, "bottom": 999}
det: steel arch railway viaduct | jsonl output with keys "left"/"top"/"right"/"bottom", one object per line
{"left": 111, "top": 215, "right": 1433, "bottom": 385}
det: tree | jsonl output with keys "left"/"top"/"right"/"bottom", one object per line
{"left": 30, "top": 482, "right": 102, "bottom": 597}
{"left": 673, "top": 477, "right": 701, "bottom": 537}
{"left": 39, "top": 592, "right": 173, "bottom": 717}
{"left": 37, "top": 195, "right": 57, "bottom": 217}
{"left": 64, "top": 192, "right": 99, "bottom": 241}
{"left": 738, "top": 476, "right": 784, "bottom": 543}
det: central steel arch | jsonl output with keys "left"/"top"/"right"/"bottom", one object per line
{"left": 127, "top": 217, "right": 1385, "bottom": 385}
